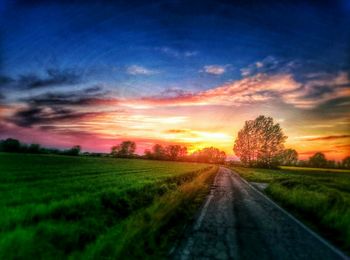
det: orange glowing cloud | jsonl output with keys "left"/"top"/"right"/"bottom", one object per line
{"left": 116, "top": 71, "right": 349, "bottom": 110}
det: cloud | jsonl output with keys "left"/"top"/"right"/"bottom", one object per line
{"left": 184, "top": 51, "right": 198, "bottom": 57}
{"left": 158, "top": 87, "right": 192, "bottom": 98}
{"left": 118, "top": 69, "right": 349, "bottom": 110}
{"left": 19, "top": 69, "right": 80, "bottom": 89}
{"left": 335, "top": 144, "right": 350, "bottom": 150}
{"left": 5, "top": 84, "right": 122, "bottom": 128}
{"left": 240, "top": 56, "right": 298, "bottom": 77}
{"left": 304, "top": 135, "right": 350, "bottom": 141}
{"left": 0, "top": 69, "right": 81, "bottom": 89}
{"left": 8, "top": 106, "right": 99, "bottom": 127}
{"left": 126, "top": 65, "right": 158, "bottom": 75}
{"left": 255, "top": 62, "right": 263, "bottom": 68}
{"left": 203, "top": 65, "right": 227, "bottom": 75}
{"left": 299, "top": 150, "right": 338, "bottom": 156}
{"left": 156, "top": 47, "right": 198, "bottom": 58}
{"left": 0, "top": 92, "right": 5, "bottom": 101}
{"left": 0, "top": 75, "right": 14, "bottom": 85}
{"left": 165, "top": 129, "right": 191, "bottom": 134}
{"left": 120, "top": 73, "right": 301, "bottom": 108}
{"left": 283, "top": 71, "right": 350, "bottom": 108}
{"left": 24, "top": 93, "right": 99, "bottom": 106}
{"left": 84, "top": 85, "right": 104, "bottom": 93}
{"left": 21, "top": 86, "right": 110, "bottom": 107}
{"left": 6, "top": 103, "right": 124, "bottom": 129}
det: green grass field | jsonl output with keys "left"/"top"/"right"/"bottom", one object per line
{"left": 0, "top": 153, "right": 217, "bottom": 259}
{"left": 231, "top": 166, "right": 350, "bottom": 252}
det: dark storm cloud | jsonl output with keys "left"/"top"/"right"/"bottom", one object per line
{"left": 6, "top": 83, "right": 110, "bottom": 127}
{"left": 9, "top": 106, "right": 76, "bottom": 127}
{"left": 318, "top": 96, "right": 350, "bottom": 109}
{"left": 0, "top": 93, "right": 5, "bottom": 106}
{"left": 84, "top": 85, "right": 104, "bottom": 94}
{"left": 0, "top": 69, "right": 81, "bottom": 90}
{"left": 21, "top": 85, "right": 108, "bottom": 106}
{"left": 25, "top": 93, "right": 90, "bottom": 106}
{"left": 303, "top": 86, "right": 334, "bottom": 99}
{"left": 302, "top": 72, "right": 350, "bottom": 99}
{"left": 305, "top": 96, "right": 350, "bottom": 122}
{"left": 0, "top": 75, "right": 14, "bottom": 85}
{"left": 18, "top": 69, "right": 80, "bottom": 89}
{"left": 0, "top": 76, "right": 12, "bottom": 102}
{"left": 8, "top": 105, "right": 98, "bottom": 127}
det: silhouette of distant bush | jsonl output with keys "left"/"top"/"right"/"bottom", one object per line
{"left": 0, "top": 138, "right": 21, "bottom": 152}
{"left": 63, "top": 145, "right": 81, "bottom": 156}
{"left": 0, "top": 138, "right": 81, "bottom": 156}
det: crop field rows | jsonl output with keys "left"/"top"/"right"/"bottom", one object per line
{"left": 0, "top": 153, "right": 216, "bottom": 258}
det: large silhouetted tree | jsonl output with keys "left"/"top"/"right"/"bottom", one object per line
{"left": 234, "top": 115, "right": 287, "bottom": 168}
{"left": 111, "top": 141, "right": 136, "bottom": 158}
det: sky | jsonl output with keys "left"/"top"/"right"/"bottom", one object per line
{"left": 0, "top": 0, "right": 349, "bottom": 160}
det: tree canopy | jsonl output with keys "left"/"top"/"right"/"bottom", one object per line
{"left": 308, "top": 152, "right": 327, "bottom": 168}
{"left": 111, "top": 141, "right": 136, "bottom": 158}
{"left": 342, "top": 157, "right": 350, "bottom": 169}
{"left": 233, "top": 115, "right": 287, "bottom": 168}
{"left": 279, "top": 149, "right": 298, "bottom": 166}
{"left": 144, "top": 144, "right": 187, "bottom": 161}
{"left": 192, "top": 147, "right": 226, "bottom": 164}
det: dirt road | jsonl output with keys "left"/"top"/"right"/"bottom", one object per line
{"left": 172, "top": 167, "right": 348, "bottom": 260}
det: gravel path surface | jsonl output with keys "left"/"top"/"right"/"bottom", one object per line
{"left": 172, "top": 167, "right": 348, "bottom": 260}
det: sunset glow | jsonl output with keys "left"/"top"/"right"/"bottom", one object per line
{"left": 0, "top": 1, "right": 349, "bottom": 161}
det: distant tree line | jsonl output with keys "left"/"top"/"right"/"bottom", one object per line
{"left": 144, "top": 144, "right": 187, "bottom": 161}
{"left": 3, "top": 132, "right": 348, "bottom": 169}
{"left": 233, "top": 115, "right": 350, "bottom": 169}
{"left": 298, "top": 152, "right": 350, "bottom": 169}
{"left": 111, "top": 141, "right": 137, "bottom": 158}
{"left": 191, "top": 147, "right": 226, "bottom": 164}
{"left": 0, "top": 138, "right": 81, "bottom": 156}
{"left": 110, "top": 141, "right": 226, "bottom": 164}
{"left": 278, "top": 149, "right": 349, "bottom": 169}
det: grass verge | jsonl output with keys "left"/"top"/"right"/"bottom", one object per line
{"left": 81, "top": 165, "right": 218, "bottom": 259}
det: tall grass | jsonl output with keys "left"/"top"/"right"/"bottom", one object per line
{"left": 83, "top": 166, "right": 217, "bottom": 259}
{"left": 232, "top": 166, "right": 350, "bottom": 252}
{"left": 0, "top": 153, "right": 216, "bottom": 258}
